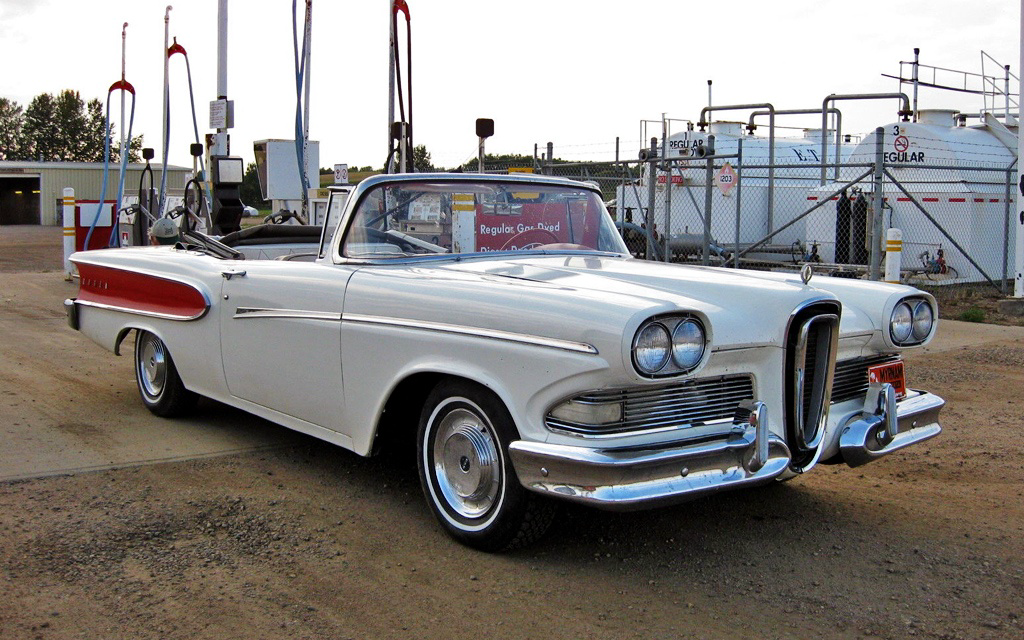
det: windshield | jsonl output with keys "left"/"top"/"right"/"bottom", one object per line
{"left": 341, "top": 180, "right": 628, "bottom": 259}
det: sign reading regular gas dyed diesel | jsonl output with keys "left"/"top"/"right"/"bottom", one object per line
{"left": 474, "top": 200, "right": 601, "bottom": 251}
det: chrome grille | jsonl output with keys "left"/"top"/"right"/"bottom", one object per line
{"left": 785, "top": 302, "right": 840, "bottom": 468}
{"left": 831, "top": 354, "right": 901, "bottom": 404}
{"left": 546, "top": 374, "right": 755, "bottom": 437}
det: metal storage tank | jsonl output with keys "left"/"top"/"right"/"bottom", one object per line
{"left": 617, "top": 122, "right": 859, "bottom": 254}
{"left": 804, "top": 110, "right": 1017, "bottom": 282}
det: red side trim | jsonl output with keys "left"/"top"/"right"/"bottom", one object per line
{"left": 76, "top": 263, "right": 208, "bottom": 320}
{"left": 922, "top": 198, "right": 939, "bottom": 202}
{"left": 949, "top": 198, "right": 966, "bottom": 203}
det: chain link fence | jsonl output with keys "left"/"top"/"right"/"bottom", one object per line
{"left": 481, "top": 135, "right": 1018, "bottom": 303}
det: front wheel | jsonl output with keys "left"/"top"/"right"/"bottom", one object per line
{"left": 134, "top": 330, "right": 197, "bottom": 417}
{"left": 417, "top": 380, "right": 555, "bottom": 551}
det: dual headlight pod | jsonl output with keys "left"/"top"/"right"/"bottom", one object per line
{"left": 889, "top": 297, "right": 934, "bottom": 346}
{"left": 632, "top": 315, "right": 706, "bottom": 377}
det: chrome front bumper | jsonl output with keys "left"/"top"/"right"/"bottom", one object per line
{"left": 838, "top": 384, "right": 944, "bottom": 467}
{"left": 508, "top": 402, "right": 792, "bottom": 511}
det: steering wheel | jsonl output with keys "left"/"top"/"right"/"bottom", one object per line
{"left": 265, "top": 210, "right": 306, "bottom": 225}
{"left": 500, "top": 228, "right": 560, "bottom": 250}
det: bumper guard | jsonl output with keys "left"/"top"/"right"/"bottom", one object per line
{"left": 839, "top": 383, "right": 943, "bottom": 467}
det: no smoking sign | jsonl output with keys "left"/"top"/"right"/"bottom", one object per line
{"left": 894, "top": 136, "right": 909, "bottom": 152}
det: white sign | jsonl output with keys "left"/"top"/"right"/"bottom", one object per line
{"left": 715, "top": 162, "right": 737, "bottom": 196}
{"left": 334, "top": 163, "right": 349, "bottom": 184}
{"left": 209, "top": 99, "right": 234, "bottom": 129}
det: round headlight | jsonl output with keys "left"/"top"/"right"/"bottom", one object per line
{"left": 633, "top": 323, "right": 671, "bottom": 374}
{"left": 890, "top": 302, "right": 913, "bottom": 344}
{"left": 671, "top": 319, "right": 705, "bottom": 369}
{"left": 912, "top": 300, "right": 933, "bottom": 341}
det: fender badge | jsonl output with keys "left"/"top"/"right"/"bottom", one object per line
{"left": 801, "top": 263, "right": 813, "bottom": 285}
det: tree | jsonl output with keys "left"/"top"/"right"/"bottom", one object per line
{"left": 6, "top": 91, "right": 143, "bottom": 163}
{"left": 54, "top": 90, "right": 90, "bottom": 160}
{"left": 22, "top": 93, "right": 59, "bottom": 161}
{"left": 239, "top": 162, "right": 266, "bottom": 207}
{"left": 112, "top": 133, "right": 144, "bottom": 164}
{"left": 0, "top": 98, "right": 24, "bottom": 160}
{"left": 83, "top": 97, "right": 108, "bottom": 162}
{"left": 412, "top": 144, "right": 434, "bottom": 172}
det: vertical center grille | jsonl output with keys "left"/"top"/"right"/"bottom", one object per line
{"left": 785, "top": 301, "right": 840, "bottom": 469}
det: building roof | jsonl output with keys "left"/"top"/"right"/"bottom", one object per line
{"left": 0, "top": 161, "right": 191, "bottom": 172}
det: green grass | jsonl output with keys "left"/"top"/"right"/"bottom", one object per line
{"left": 959, "top": 307, "right": 986, "bottom": 323}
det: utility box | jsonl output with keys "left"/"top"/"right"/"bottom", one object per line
{"left": 253, "top": 139, "right": 321, "bottom": 213}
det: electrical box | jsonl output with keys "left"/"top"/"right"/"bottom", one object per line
{"left": 253, "top": 139, "right": 321, "bottom": 201}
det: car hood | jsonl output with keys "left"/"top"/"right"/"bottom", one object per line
{"left": 347, "top": 255, "right": 844, "bottom": 356}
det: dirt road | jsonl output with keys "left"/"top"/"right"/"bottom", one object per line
{"left": 1, "top": 227, "right": 1022, "bottom": 639}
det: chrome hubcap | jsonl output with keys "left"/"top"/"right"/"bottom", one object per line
{"left": 433, "top": 407, "right": 500, "bottom": 519}
{"left": 138, "top": 335, "right": 167, "bottom": 398}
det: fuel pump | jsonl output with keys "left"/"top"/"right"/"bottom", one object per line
{"left": 210, "top": 155, "right": 245, "bottom": 235}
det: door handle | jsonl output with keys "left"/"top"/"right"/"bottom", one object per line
{"left": 221, "top": 269, "right": 247, "bottom": 280}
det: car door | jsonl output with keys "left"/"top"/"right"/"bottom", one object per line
{"left": 219, "top": 260, "right": 353, "bottom": 432}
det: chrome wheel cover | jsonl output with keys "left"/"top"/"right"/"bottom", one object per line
{"left": 432, "top": 407, "right": 501, "bottom": 520}
{"left": 138, "top": 334, "right": 167, "bottom": 399}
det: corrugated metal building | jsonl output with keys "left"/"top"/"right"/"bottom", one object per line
{"left": 0, "top": 161, "right": 192, "bottom": 225}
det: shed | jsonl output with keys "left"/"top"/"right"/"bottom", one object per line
{"left": 0, "top": 161, "right": 192, "bottom": 226}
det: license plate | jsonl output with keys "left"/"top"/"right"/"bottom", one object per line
{"left": 868, "top": 360, "right": 906, "bottom": 399}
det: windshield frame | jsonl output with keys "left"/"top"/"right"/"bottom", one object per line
{"left": 330, "top": 173, "right": 629, "bottom": 264}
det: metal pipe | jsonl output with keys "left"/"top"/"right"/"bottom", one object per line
{"left": 160, "top": 6, "right": 172, "bottom": 216}
{"left": 912, "top": 48, "right": 920, "bottom": 122}
{"left": 821, "top": 93, "right": 912, "bottom": 184}
{"left": 120, "top": 23, "right": 128, "bottom": 173}
{"left": 734, "top": 136, "right": 743, "bottom": 268}
{"left": 662, "top": 116, "right": 672, "bottom": 263}
{"left": 869, "top": 128, "right": 885, "bottom": 281}
{"left": 1003, "top": 159, "right": 1017, "bottom": 292}
{"left": 213, "top": 0, "right": 228, "bottom": 156}
{"left": 748, "top": 107, "right": 843, "bottom": 181}
{"left": 1006, "top": 64, "right": 1012, "bottom": 121}
{"left": 703, "top": 135, "right": 715, "bottom": 265}
{"left": 645, "top": 137, "right": 657, "bottom": 259}
{"left": 698, "top": 103, "right": 774, "bottom": 232}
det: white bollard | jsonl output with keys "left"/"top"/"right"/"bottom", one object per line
{"left": 62, "top": 187, "right": 76, "bottom": 280}
{"left": 884, "top": 228, "right": 902, "bottom": 284}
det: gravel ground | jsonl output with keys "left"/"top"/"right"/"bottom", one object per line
{"left": 1, "top": 226, "right": 1022, "bottom": 639}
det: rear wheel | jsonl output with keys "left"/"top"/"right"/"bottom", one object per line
{"left": 134, "top": 330, "right": 197, "bottom": 417}
{"left": 417, "top": 380, "right": 555, "bottom": 551}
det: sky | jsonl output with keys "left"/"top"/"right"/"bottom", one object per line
{"left": 0, "top": 0, "right": 1018, "bottom": 172}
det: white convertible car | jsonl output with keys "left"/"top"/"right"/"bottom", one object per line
{"left": 66, "top": 173, "right": 943, "bottom": 551}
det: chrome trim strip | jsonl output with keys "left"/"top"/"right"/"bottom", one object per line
{"left": 343, "top": 313, "right": 599, "bottom": 355}
{"left": 73, "top": 298, "right": 208, "bottom": 321}
{"left": 234, "top": 307, "right": 342, "bottom": 321}
{"left": 711, "top": 342, "right": 776, "bottom": 353}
